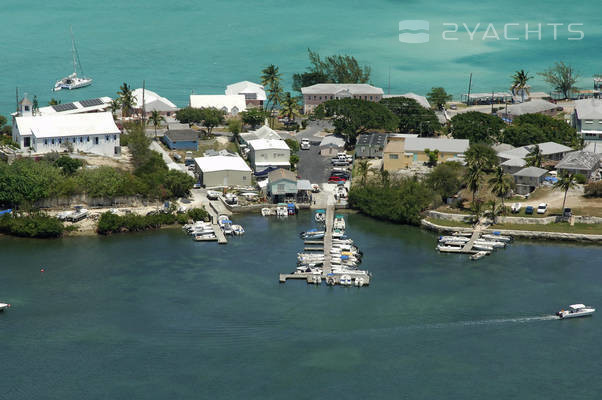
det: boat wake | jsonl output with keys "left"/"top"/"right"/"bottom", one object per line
{"left": 421, "top": 315, "right": 559, "bottom": 330}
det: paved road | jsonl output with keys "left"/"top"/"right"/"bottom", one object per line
{"left": 296, "top": 120, "right": 334, "bottom": 144}
{"left": 150, "top": 140, "right": 195, "bottom": 177}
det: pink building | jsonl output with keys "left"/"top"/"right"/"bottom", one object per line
{"left": 301, "top": 83, "right": 384, "bottom": 113}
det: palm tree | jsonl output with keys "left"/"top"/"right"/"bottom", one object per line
{"left": 117, "top": 82, "right": 137, "bottom": 118}
{"left": 525, "top": 145, "right": 543, "bottom": 168}
{"left": 511, "top": 69, "right": 531, "bottom": 102}
{"left": 485, "top": 199, "right": 503, "bottom": 225}
{"left": 279, "top": 92, "right": 300, "bottom": 122}
{"left": 465, "top": 164, "right": 482, "bottom": 204}
{"left": 488, "top": 166, "right": 512, "bottom": 210}
{"left": 147, "top": 110, "right": 165, "bottom": 138}
{"left": 109, "top": 99, "right": 121, "bottom": 119}
{"left": 356, "top": 160, "right": 369, "bottom": 186}
{"left": 261, "top": 64, "right": 283, "bottom": 127}
{"left": 553, "top": 172, "right": 577, "bottom": 212}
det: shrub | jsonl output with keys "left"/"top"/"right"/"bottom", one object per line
{"left": 574, "top": 173, "right": 587, "bottom": 184}
{"left": 187, "top": 207, "right": 209, "bottom": 222}
{"left": 584, "top": 181, "right": 602, "bottom": 197}
{"left": 97, "top": 212, "right": 178, "bottom": 235}
{"left": 0, "top": 214, "right": 64, "bottom": 238}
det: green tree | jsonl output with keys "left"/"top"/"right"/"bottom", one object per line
{"left": 424, "top": 148, "right": 439, "bottom": 167}
{"left": 175, "top": 107, "right": 204, "bottom": 125}
{"left": 465, "top": 164, "right": 482, "bottom": 204}
{"left": 240, "top": 108, "right": 268, "bottom": 129}
{"left": 553, "top": 172, "right": 577, "bottom": 212}
{"left": 164, "top": 170, "right": 195, "bottom": 198}
{"left": 117, "top": 82, "right": 137, "bottom": 117}
{"left": 261, "top": 64, "right": 283, "bottom": 127}
{"left": 32, "top": 95, "right": 39, "bottom": 115}
{"left": 199, "top": 108, "right": 225, "bottom": 136}
{"left": 292, "top": 49, "right": 371, "bottom": 92}
{"left": 356, "top": 159, "right": 370, "bottom": 186}
{"left": 538, "top": 62, "right": 579, "bottom": 99}
{"left": 285, "top": 138, "right": 300, "bottom": 153}
{"left": 316, "top": 98, "right": 398, "bottom": 145}
{"left": 48, "top": 98, "right": 61, "bottom": 106}
{"left": 147, "top": 110, "right": 165, "bottom": 138}
{"left": 380, "top": 97, "right": 441, "bottom": 135}
{"left": 55, "top": 156, "right": 83, "bottom": 175}
{"left": 228, "top": 118, "right": 242, "bottom": 139}
{"left": 425, "top": 161, "right": 465, "bottom": 201}
{"left": 505, "top": 113, "right": 580, "bottom": 148}
{"left": 426, "top": 87, "right": 452, "bottom": 110}
{"left": 279, "top": 92, "right": 301, "bottom": 122}
{"left": 289, "top": 154, "right": 300, "bottom": 171}
{"left": 485, "top": 199, "right": 503, "bottom": 224}
{"left": 449, "top": 112, "right": 505, "bottom": 144}
{"left": 511, "top": 70, "right": 532, "bottom": 102}
{"left": 525, "top": 145, "right": 543, "bottom": 167}
{"left": 464, "top": 143, "right": 499, "bottom": 172}
{"left": 487, "top": 166, "right": 513, "bottom": 210}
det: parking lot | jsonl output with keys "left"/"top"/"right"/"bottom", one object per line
{"left": 297, "top": 144, "right": 352, "bottom": 185}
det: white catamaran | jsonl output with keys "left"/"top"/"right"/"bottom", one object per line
{"left": 53, "top": 27, "right": 92, "bottom": 91}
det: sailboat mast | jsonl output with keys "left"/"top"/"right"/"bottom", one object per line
{"left": 71, "top": 27, "right": 77, "bottom": 75}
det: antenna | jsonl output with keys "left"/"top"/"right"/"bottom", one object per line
{"left": 467, "top": 73, "right": 473, "bottom": 106}
{"left": 15, "top": 87, "right": 19, "bottom": 113}
{"left": 142, "top": 80, "right": 146, "bottom": 124}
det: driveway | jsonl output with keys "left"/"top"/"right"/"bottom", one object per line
{"left": 150, "top": 140, "right": 194, "bottom": 177}
{"left": 297, "top": 144, "right": 338, "bottom": 185}
{"left": 296, "top": 120, "right": 334, "bottom": 144}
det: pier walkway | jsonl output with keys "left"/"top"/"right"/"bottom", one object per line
{"left": 205, "top": 198, "right": 228, "bottom": 245}
{"left": 322, "top": 203, "right": 335, "bottom": 275}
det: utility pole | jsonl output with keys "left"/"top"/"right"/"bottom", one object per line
{"left": 467, "top": 73, "right": 473, "bottom": 107}
{"left": 142, "top": 80, "right": 146, "bottom": 125}
{"left": 491, "top": 90, "right": 494, "bottom": 114}
{"left": 15, "top": 87, "right": 19, "bottom": 114}
{"left": 388, "top": 66, "right": 391, "bottom": 95}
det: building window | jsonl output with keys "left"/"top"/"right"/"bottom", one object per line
{"left": 278, "top": 184, "right": 285, "bottom": 191}
{"left": 389, "top": 154, "right": 399, "bottom": 159}
{"left": 44, "top": 139, "right": 48, "bottom": 145}
{"left": 243, "top": 176, "right": 247, "bottom": 181}
{"left": 585, "top": 120, "right": 593, "bottom": 124}
{"left": 51, "top": 139, "right": 55, "bottom": 145}
{"left": 80, "top": 137, "right": 83, "bottom": 143}
{"left": 58, "top": 138, "right": 62, "bottom": 144}
{"left": 87, "top": 136, "right": 90, "bottom": 142}
{"left": 370, "top": 96, "right": 373, "bottom": 100}
{"left": 319, "top": 96, "right": 322, "bottom": 100}
{"left": 113, "top": 135, "right": 117, "bottom": 140}
{"left": 94, "top": 137, "right": 99, "bottom": 145}
{"left": 24, "top": 105, "right": 30, "bottom": 111}
{"left": 105, "top": 135, "right": 110, "bottom": 141}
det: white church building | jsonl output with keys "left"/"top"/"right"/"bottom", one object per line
{"left": 12, "top": 95, "right": 121, "bottom": 157}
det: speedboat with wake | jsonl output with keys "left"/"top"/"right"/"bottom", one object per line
{"left": 556, "top": 304, "right": 595, "bottom": 319}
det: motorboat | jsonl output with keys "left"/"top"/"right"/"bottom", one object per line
{"left": 436, "top": 244, "right": 463, "bottom": 252}
{"left": 557, "top": 304, "right": 595, "bottom": 319}
{"left": 224, "top": 193, "right": 238, "bottom": 205}
{"left": 333, "top": 215, "right": 346, "bottom": 230}
{"left": 470, "top": 251, "right": 489, "bottom": 260}
{"left": 276, "top": 205, "right": 288, "bottom": 217}
{"left": 315, "top": 209, "right": 326, "bottom": 223}
{"left": 439, "top": 236, "right": 470, "bottom": 243}
{"left": 481, "top": 233, "right": 512, "bottom": 242}
{"left": 472, "top": 243, "right": 494, "bottom": 251}
{"left": 474, "top": 239, "right": 505, "bottom": 248}
{"left": 261, "top": 208, "right": 273, "bottom": 216}
{"left": 0, "top": 303, "right": 9, "bottom": 312}
{"left": 207, "top": 190, "right": 220, "bottom": 200}
{"left": 231, "top": 225, "right": 245, "bottom": 235}
{"left": 53, "top": 27, "right": 92, "bottom": 91}
{"left": 218, "top": 215, "right": 233, "bottom": 235}
{"left": 194, "top": 233, "right": 217, "bottom": 241}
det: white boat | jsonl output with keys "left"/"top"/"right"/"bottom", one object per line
{"left": 470, "top": 251, "right": 489, "bottom": 260}
{"left": 333, "top": 215, "right": 346, "bottom": 230}
{"left": 474, "top": 240, "right": 506, "bottom": 248}
{"left": 315, "top": 210, "right": 326, "bottom": 223}
{"left": 481, "top": 234, "right": 512, "bottom": 242}
{"left": 53, "top": 27, "right": 92, "bottom": 91}
{"left": 0, "top": 303, "right": 9, "bottom": 312}
{"left": 557, "top": 304, "right": 595, "bottom": 319}
{"left": 261, "top": 207, "right": 273, "bottom": 216}
{"left": 472, "top": 243, "right": 494, "bottom": 251}
{"left": 276, "top": 206, "right": 288, "bottom": 217}
{"left": 231, "top": 224, "right": 245, "bottom": 235}
{"left": 439, "top": 236, "right": 470, "bottom": 243}
{"left": 224, "top": 193, "right": 238, "bottom": 205}
{"left": 207, "top": 190, "right": 220, "bottom": 200}
{"left": 436, "top": 244, "right": 463, "bottom": 252}
{"left": 194, "top": 233, "right": 217, "bottom": 241}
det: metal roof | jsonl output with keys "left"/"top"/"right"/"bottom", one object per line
{"left": 194, "top": 155, "right": 251, "bottom": 173}
{"left": 404, "top": 137, "right": 469, "bottom": 153}
{"left": 15, "top": 112, "right": 120, "bottom": 138}
{"left": 513, "top": 166, "right": 548, "bottom": 178}
{"left": 301, "top": 83, "right": 384, "bottom": 95}
{"left": 502, "top": 99, "right": 559, "bottom": 116}
{"left": 268, "top": 168, "right": 297, "bottom": 182}
{"left": 574, "top": 98, "right": 602, "bottom": 120}
{"left": 556, "top": 151, "right": 600, "bottom": 171}
{"left": 164, "top": 129, "right": 198, "bottom": 141}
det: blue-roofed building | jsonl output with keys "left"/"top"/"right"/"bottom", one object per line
{"left": 161, "top": 130, "right": 199, "bottom": 150}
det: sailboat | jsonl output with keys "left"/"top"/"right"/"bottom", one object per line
{"left": 53, "top": 27, "right": 92, "bottom": 91}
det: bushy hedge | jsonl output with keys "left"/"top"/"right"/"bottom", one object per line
{"left": 0, "top": 214, "right": 64, "bottom": 238}
{"left": 574, "top": 173, "right": 587, "bottom": 184}
{"left": 584, "top": 181, "right": 602, "bottom": 197}
{"left": 349, "top": 177, "right": 433, "bottom": 225}
{"left": 97, "top": 207, "right": 208, "bottom": 235}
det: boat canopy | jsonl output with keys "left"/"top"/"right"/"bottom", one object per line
{"left": 570, "top": 304, "right": 586, "bottom": 309}
{"left": 315, "top": 209, "right": 325, "bottom": 213}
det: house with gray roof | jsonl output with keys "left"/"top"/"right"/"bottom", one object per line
{"left": 501, "top": 157, "right": 526, "bottom": 174}
{"left": 301, "top": 83, "right": 384, "bottom": 113}
{"left": 512, "top": 166, "right": 548, "bottom": 195}
{"left": 355, "top": 133, "right": 389, "bottom": 159}
{"left": 497, "top": 142, "right": 573, "bottom": 164}
{"left": 573, "top": 98, "right": 602, "bottom": 141}
{"left": 319, "top": 135, "right": 345, "bottom": 156}
{"left": 497, "top": 99, "right": 561, "bottom": 122}
{"left": 556, "top": 151, "right": 600, "bottom": 179}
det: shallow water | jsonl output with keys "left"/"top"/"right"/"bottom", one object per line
{"left": 2, "top": 0, "right": 600, "bottom": 116}
{"left": 1, "top": 212, "right": 601, "bottom": 399}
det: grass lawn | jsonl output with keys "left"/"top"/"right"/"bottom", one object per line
{"left": 425, "top": 217, "right": 473, "bottom": 228}
{"left": 491, "top": 222, "right": 602, "bottom": 235}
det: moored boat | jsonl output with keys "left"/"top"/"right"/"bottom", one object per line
{"left": 0, "top": 303, "right": 10, "bottom": 312}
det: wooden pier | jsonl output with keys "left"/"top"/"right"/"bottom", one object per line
{"left": 206, "top": 199, "right": 228, "bottom": 244}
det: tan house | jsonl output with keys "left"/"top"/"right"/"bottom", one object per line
{"left": 383, "top": 137, "right": 469, "bottom": 171}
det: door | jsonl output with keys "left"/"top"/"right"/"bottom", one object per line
{"left": 23, "top": 137, "right": 31, "bottom": 147}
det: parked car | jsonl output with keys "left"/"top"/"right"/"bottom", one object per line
{"left": 300, "top": 138, "right": 310, "bottom": 150}
{"left": 331, "top": 159, "right": 349, "bottom": 166}
{"left": 525, "top": 206, "right": 534, "bottom": 215}
{"left": 537, "top": 203, "right": 548, "bottom": 214}
{"left": 328, "top": 176, "right": 347, "bottom": 183}
{"left": 206, "top": 190, "right": 220, "bottom": 200}
{"left": 193, "top": 183, "right": 202, "bottom": 189}
{"left": 511, "top": 202, "right": 522, "bottom": 213}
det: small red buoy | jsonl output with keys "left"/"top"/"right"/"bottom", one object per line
{"left": 40, "top": 268, "right": 45, "bottom": 273}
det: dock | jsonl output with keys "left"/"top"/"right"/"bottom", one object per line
{"left": 206, "top": 199, "right": 228, "bottom": 244}
{"left": 322, "top": 203, "right": 335, "bottom": 275}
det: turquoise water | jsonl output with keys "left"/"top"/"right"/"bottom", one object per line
{"left": 1, "top": 212, "right": 601, "bottom": 399}
{"left": 1, "top": 0, "right": 601, "bottom": 116}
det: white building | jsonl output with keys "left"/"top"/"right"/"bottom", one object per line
{"left": 247, "top": 139, "right": 290, "bottom": 171}
{"left": 239, "top": 125, "right": 281, "bottom": 145}
{"left": 225, "top": 81, "right": 266, "bottom": 107}
{"left": 194, "top": 155, "right": 252, "bottom": 187}
{"left": 28, "top": 96, "right": 113, "bottom": 117}
{"left": 12, "top": 111, "right": 121, "bottom": 157}
{"left": 132, "top": 88, "right": 178, "bottom": 116}
{"left": 189, "top": 95, "right": 247, "bottom": 115}
{"left": 383, "top": 93, "right": 431, "bottom": 109}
